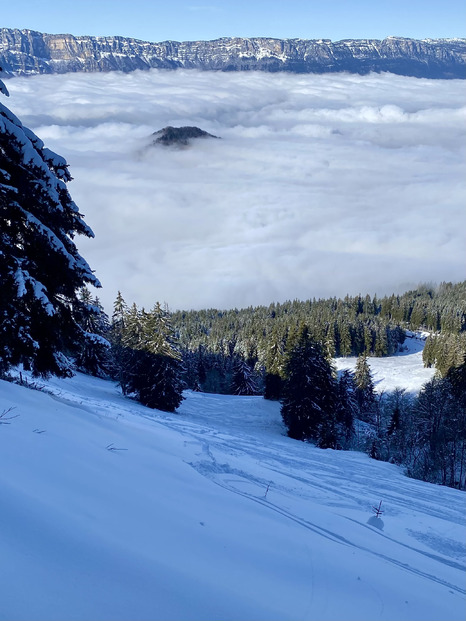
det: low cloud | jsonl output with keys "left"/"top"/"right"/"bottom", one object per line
{"left": 6, "top": 69, "right": 466, "bottom": 311}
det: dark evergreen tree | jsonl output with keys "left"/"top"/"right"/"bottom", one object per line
{"left": 446, "top": 355, "right": 466, "bottom": 403}
{"left": 0, "top": 73, "right": 100, "bottom": 377}
{"left": 132, "top": 349, "right": 184, "bottom": 412}
{"left": 74, "top": 287, "right": 110, "bottom": 377}
{"left": 387, "top": 402, "right": 401, "bottom": 436}
{"left": 354, "top": 354, "right": 376, "bottom": 422}
{"left": 230, "top": 357, "right": 258, "bottom": 395}
{"left": 264, "top": 372, "right": 283, "bottom": 400}
{"left": 280, "top": 328, "right": 337, "bottom": 442}
{"left": 423, "top": 333, "right": 466, "bottom": 377}
{"left": 197, "top": 346, "right": 207, "bottom": 387}
{"left": 264, "top": 325, "right": 285, "bottom": 400}
{"left": 338, "top": 320, "right": 352, "bottom": 357}
{"left": 374, "top": 327, "right": 388, "bottom": 357}
{"left": 114, "top": 301, "right": 184, "bottom": 412}
{"left": 334, "top": 369, "right": 357, "bottom": 447}
{"left": 110, "top": 291, "right": 128, "bottom": 345}
{"left": 410, "top": 377, "right": 463, "bottom": 486}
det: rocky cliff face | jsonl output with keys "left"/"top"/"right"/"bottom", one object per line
{"left": 0, "top": 29, "right": 464, "bottom": 79}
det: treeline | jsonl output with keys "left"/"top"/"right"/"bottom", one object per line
{"left": 380, "top": 281, "right": 465, "bottom": 334}
{"left": 173, "top": 294, "right": 406, "bottom": 396}
{"left": 170, "top": 282, "right": 466, "bottom": 392}
{"left": 77, "top": 283, "right": 466, "bottom": 405}
{"left": 422, "top": 332, "right": 466, "bottom": 377}
{"left": 173, "top": 295, "right": 406, "bottom": 361}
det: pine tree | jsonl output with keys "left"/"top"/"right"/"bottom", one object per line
{"left": 143, "top": 302, "right": 180, "bottom": 359}
{"left": 374, "top": 326, "right": 388, "bottom": 357}
{"left": 74, "top": 288, "right": 110, "bottom": 377}
{"left": 123, "top": 303, "right": 144, "bottom": 349}
{"left": 446, "top": 355, "right": 466, "bottom": 404}
{"left": 411, "top": 377, "right": 461, "bottom": 486}
{"left": 338, "top": 319, "right": 352, "bottom": 357}
{"left": 383, "top": 387, "right": 415, "bottom": 465}
{"left": 114, "top": 301, "right": 184, "bottom": 412}
{"left": 281, "top": 328, "right": 337, "bottom": 442}
{"left": 334, "top": 369, "right": 357, "bottom": 446}
{"left": 231, "top": 357, "right": 258, "bottom": 395}
{"left": 180, "top": 348, "right": 202, "bottom": 391}
{"left": 264, "top": 325, "right": 285, "bottom": 400}
{"left": 110, "top": 291, "right": 128, "bottom": 346}
{"left": 0, "top": 73, "right": 100, "bottom": 377}
{"left": 354, "top": 354, "right": 376, "bottom": 422}
{"left": 363, "top": 325, "right": 373, "bottom": 355}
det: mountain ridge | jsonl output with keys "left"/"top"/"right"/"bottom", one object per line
{"left": 0, "top": 28, "right": 464, "bottom": 78}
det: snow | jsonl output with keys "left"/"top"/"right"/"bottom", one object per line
{"left": 334, "top": 333, "right": 436, "bottom": 394}
{"left": 12, "top": 267, "right": 55, "bottom": 315}
{"left": 13, "top": 267, "right": 27, "bottom": 298}
{"left": 82, "top": 331, "right": 111, "bottom": 346}
{"left": 20, "top": 207, "right": 98, "bottom": 285}
{"left": 0, "top": 347, "right": 464, "bottom": 621}
{"left": 31, "top": 279, "right": 56, "bottom": 316}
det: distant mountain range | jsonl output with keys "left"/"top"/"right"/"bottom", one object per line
{"left": 0, "top": 29, "right": 464, "bottom": 79}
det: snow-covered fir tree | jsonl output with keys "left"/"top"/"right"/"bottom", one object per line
{"left": 354, "top": 354, "right": 377, "bottom": 422}
{"left": 111, "top": 298, "right": 184, "bottom": 412}
{"left": 333, "top": 369, "right": 357, "bottom": 447}
{"left": 230, "top": 357, "right": 258, "bottom": 395}
{"left": 0, "top": 73, "right": 100, "bottom": 377}
{"left": 280, "top": 326, "right": 337, "bottom": 442}
{"left": 74, "top": 287, "right": 110, "bottom": 377}
{"left": 264, "top": 325, "right": 286, "bottom": 400}
{"left": 110, "top": 290, "right": 128, "bottom": 345}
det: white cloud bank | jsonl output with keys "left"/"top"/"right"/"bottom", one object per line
{"left": 6, "top": 69, "right": 466, "bottom": 311}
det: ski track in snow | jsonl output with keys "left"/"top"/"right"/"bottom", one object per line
{"left": 2, "top": 338, "right": 465, "bottom": 621}
{"left": 44, "top": 386, "right": 466, "bottom": 597}
{"left": 28, "top": 361, "right": 466, "bottom": 585}
{"left": 150, "top": 409, "right": 465, "bottom": 593}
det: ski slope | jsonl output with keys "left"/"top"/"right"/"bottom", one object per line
{"left": 0, "top": 346, "right": 464, "bottom": 621}
{"left": 334, "top": 331, "right": 436, "bottom": 394}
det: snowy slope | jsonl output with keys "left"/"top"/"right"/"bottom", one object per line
{"left": 0, "top": 357, "right": 464, "bottom": 620}
{"left": 334, "top": 332, "right": 436, "bottom": 394}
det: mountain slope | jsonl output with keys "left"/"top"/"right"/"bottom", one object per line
{"left": 0, "top": 29, "right": 464, "bottom": 78}
{"left": 0, "top": 351, "right": 464, "bottom": 620}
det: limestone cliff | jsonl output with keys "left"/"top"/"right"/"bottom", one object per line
{"left": 0, "top": 29, "right": 464, "bottom": 79}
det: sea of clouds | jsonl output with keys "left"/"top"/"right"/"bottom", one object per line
{"left": 5, "top": 69, "right": 465, "bottom": 311}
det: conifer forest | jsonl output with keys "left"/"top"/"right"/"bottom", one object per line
{"left": 77, "top": 282, "right": 466, "bottom": 490}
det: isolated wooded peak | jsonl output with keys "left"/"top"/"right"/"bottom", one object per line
{"left": 152, "top": 126, "right": 219, "bottom": 146}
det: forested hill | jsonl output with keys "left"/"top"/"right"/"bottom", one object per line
{"left": 171, "top": 281, "right": 466, "bottom": 370}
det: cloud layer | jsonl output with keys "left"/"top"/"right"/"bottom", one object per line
{"left": 6, "top": 69, "right": 466, "bottom": 311}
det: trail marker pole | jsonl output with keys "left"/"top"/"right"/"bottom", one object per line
{"left": 372, "top": 500, "right": 384, "bottom": 518}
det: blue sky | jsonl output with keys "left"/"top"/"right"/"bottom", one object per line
{"left": 2, "top": 0, "right": 465, "bottom": 41}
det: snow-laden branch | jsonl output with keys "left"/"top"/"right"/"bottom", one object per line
{"left": 13, "top": 267, "right": 56, "bottom": 316}
{"left": 19, "top": 207, "right": 100, "bottom": 286}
